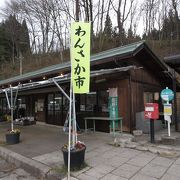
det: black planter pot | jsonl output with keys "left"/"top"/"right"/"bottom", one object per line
{"left": 62, "top": 146, "right": 86, "bottom": 170}
{"left": 5, "top": 133, "right": 20, "bottom": 145}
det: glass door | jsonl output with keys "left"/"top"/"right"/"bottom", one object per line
{"left": 47, "top": 94, "right": 54, "bottom": 124}
{"left": 47, "top": 93, "right": 63, "bottom": 125}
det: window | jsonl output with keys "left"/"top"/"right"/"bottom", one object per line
{"left": 98, "top": 90, "right": 109, "bottom": 112}
{"left": 54, "top": 94, "right": 62, "bottom": 111}
{"left": 144, "top": 92, "right": 160, "bottom": 103}
{"left": 80, "top": 94, "right": 86, "bottom": 111}
{"left": 48, "top": 94, "right": 54, "bottom": 111}
{"left": 18, "top": 97, "right": 26, "bottom": 109}
{"left": 79, "top": 90, "right": 109, "bottom": 112}
{"left": 154, "top": 92, "right": 159, "bottom": 101}
{"left": 2, "top": 98, "right": 8, "bottom": 114}
{"left": 79, "top": 92, "right": 96, "bottom": 112}
{"left": 144, "top": 92, "right": 153, "bottom": 103}
{"left": 47, "top": 93, "right": 62, "bottom": 111}
{"left": 86, "top": 92, "right": 96, "bottom": 111}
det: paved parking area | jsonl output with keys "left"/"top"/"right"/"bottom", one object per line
{"left": 0, "top": 121, "right": 180, "bottom": 179}
{"left": 33, "top": 142, "right": 180, "bottom": 180}
{"left": 75, "top": 146, "right": 180, "bottom": 180}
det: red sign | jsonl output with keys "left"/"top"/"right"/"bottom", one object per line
{"left": 144, "top": 103, "right": 159, "bottom": 120}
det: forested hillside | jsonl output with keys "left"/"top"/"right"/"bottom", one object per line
{"left": 0, "top": 0, "right": 179, "bottom": 79}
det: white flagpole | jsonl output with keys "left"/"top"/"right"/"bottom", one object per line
{"left": 67, "top": 83, "right": 72, "bottom": 180}
{"left": 10, "top": 86, "right": 14, "bottom": 131}
{"left": 168, "top": 121, "right": 171, "bottom": 136}
{"left": 73, "top": 92, "right": 77, "bottom": 144}
{"left": 167, "top": 101, "right": 171, "bottom": 137}
{"left": 72, "top": 94, "right": 75, "bottom": 147}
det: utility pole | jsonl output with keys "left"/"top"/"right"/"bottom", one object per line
{"left": 171, "top": 32, "right": 173, "bottom": 53}
{"left": 19, "top": 51, "right": 23, "bottom": 75}
{"left": 76, "top": 0, "right": 79, "bottom": 21}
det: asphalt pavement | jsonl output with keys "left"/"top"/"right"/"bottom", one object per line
{"left": 0, "top": 121, "right": 180, "bottom": 180}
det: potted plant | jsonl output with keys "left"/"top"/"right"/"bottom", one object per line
{"left": 1, "top": 114, "right": 11, "bottom": 122}
{"left": 61, "top": 141, "right": 86, "bottom": 170}
{"left": 5, "top": 129, "right": 20, "bottom": 144}
{"left": 3, "top": 86, "right": 21, "bottom": 145}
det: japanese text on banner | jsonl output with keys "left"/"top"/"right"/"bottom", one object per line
{"left": 71, "top": 22, "right": 91, "bottom": 93}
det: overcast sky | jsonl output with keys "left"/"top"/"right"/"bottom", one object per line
{"left": 0, "top": 0, "right": 144, "bottom": 36}
{"left": 0, "top": 0, "right": 7, "bottom": 8}
{"left": 0, "top": 0, "right": 7, "bottom": 21}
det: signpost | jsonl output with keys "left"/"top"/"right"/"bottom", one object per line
{"left": 160, "top": 87, "right": 174, "bottom": 102}
{"left": 160, "top": 87, "right": 174, "bottom": 137}
{"left": 164, "top": 104, "right": 172, "bottom": 116}
{"left": 109, "top": 88, "right": 118, "bottom": 144}
{"left": 109, "top": 88, "right": 118, "bottom": 130}
{"left": 144, "top": 103, "right": 159, "bottom": 143}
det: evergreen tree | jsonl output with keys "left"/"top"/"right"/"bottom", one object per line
{"left": 160, "top": 9, "right": 180, "bottom": 40}
{"left": 19, "top": 19, "right": 31, "bottom": 55}
{"left": 0, "top": 15, "right": 31, "bottom": 63}
{"left": 0, "top": 22, "right": 13, "bottom": 62}
{"left": 104, "top": 14, "right": 113, "bottom": 37}
{"left": 3, "top": 15, "right": 21, "bottom": 63}
{"left": 127, "top": 28, "right": 133, "bottom": 39}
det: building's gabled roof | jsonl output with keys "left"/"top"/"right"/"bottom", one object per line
{"left": 0, "top": 41, "right": 174, "bottom": 88}
{"left": 164, "top": 54, "right": 180, "bottom": 64}
{"left": 0, "top": 66, "right": 135, "bottom": 93}
{"left": 164, "top": 54, "right": 180, "bottom": 74}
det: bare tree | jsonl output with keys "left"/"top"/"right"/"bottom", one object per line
{"left": 141, "top": 0, "right": 162, "bottom": 40}
{"left": 110, "top": 0, "right": 134, "bottom": 45}
{"left": 128, "top": 0, "right": 140, "bottom": 38}
{"left": 171, "top": 0, "right": 180, "bottom": 40}
{"left": 99, "top": 0, "right": 111, "bottom": 49}
{"left": 2, "top": 0, "right": 170, "bottom": 62}
{"left": 0, "top": 0, "right": 23, "bottom": 21}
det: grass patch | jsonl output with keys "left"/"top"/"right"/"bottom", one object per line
{"left": 52, "top": 165, "right": 67, "bottom": 175}
{"left": 52, "top": 162, "right": 89, "bottom": 174}
{"left": 70, "top": 162, "right": 88, "bottom": 172}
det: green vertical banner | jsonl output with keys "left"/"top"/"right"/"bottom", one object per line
{"left": 109, "top": 97, "right": 119, "bottom": 129}
{"left": 71, "top": 22, "right": 91, "bottom": 94}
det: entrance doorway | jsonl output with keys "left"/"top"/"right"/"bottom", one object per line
{"left": 46, "top": 93, "right": 68, "bottom": 125}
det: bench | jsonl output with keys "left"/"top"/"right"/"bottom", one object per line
{"left": 84, "top": 116, "right": 123, "bottom": 135}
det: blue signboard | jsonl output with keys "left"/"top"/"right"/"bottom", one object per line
{"left": 160, "top": 87, "right": 174, "bottom": 102}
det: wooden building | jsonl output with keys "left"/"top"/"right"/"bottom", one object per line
{"left": 164, "top": 54, "right": 180, "bottom": 130}
{"left": 0, "top": 41, "right": 178, "bottom": 132}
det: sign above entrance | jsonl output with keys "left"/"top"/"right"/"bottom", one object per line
{"left": 160, "top": 87, "right": 174, "bottom": 102}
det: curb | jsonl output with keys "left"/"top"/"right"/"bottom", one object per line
{"left": 0, "top": 146, "right": 62, "bottom": 179}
